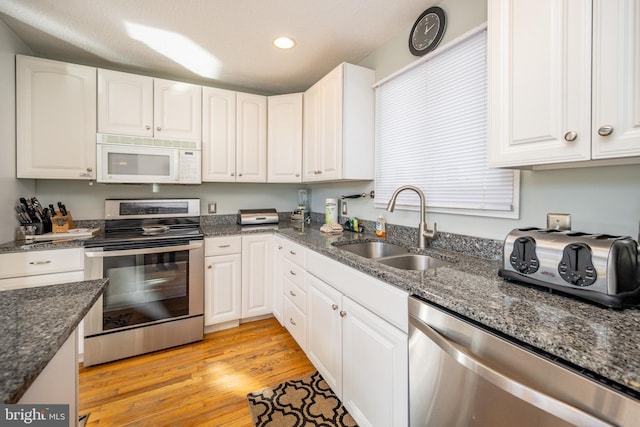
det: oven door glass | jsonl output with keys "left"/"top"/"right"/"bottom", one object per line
{"left": 102, "top": 248, "right": 189, "bottom": 331}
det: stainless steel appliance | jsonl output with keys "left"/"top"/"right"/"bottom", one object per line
{"left": 96, "top": 134, "right": 201, "bottom": 184}
{"left": 499, "top": 227, "right": 640, "bottom": 308}
{"left": 83, "top": 199, "right": 204, "bottom": 366}
{"left": 409, "top": 296, "right": 640, "bottom": 427}
{"left": 236, "top": 208, "right": 279, "bottom": 226}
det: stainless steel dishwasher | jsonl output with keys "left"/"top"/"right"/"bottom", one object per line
{"left": 408, "top": 296, "right": 640, "bottom": 427}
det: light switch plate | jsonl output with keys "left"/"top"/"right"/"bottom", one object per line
{"left": 208, "top": 201, "right": 217, "bottom": 214}
{"left": 547, "top": 213, "right": 571, "bottom": 230}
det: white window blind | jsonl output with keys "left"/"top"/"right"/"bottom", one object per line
{"left": 375, "top": 28, "right": 519, "bottom": 218}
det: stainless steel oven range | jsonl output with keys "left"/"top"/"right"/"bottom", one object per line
{"left": 83, "top": 198, "right": 204, "bottom": 366}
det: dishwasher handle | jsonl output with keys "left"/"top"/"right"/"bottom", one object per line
{"left": 410, "top": 315, "right": 615, "bottom": 427}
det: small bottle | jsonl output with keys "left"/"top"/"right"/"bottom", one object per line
{"left": 375, "top": 216, "right": 386, "bottom": 238}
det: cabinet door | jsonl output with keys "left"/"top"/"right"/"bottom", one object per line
{"left": 241, "top": 234, "right": 273, "bottom": 317}
{"left": 202, "top": 87, "right": 237, "bottom": 181}
{"left": 592, "top": 0, "right": 640, "bottom": 159}
{"left": 98, "top": 69, "right": 153, "bottom": 137}
{"left": 153, "top": 78, "right": 202, "bottom": 142}
{"left": 303, "top": 82, "right": 322, "bottom": 181}
{"left": 488, "top": 0, "right": 592, "bottom": 167}
{"left": 267, "top": 93, "right": 303, "bottom": 182}
{"left": 342, "top": 296, "right": 408, "bottom": 427}
{"left": 204, "top": 254, "right": 241, "bottom": 326}
{"left": 16, "top": 55, "right": 96, "bottom": 180}
{"left": 318, "top": 65, "right": 343, "bottom": 180}
{"left": 236, "top": 93, "right": 267, "bottom": 182}
{"left": 272, "top": 236, "right": 285, "bottom": 325}
{"left": 306, "top": 274, "right": 343, "bottom": 399}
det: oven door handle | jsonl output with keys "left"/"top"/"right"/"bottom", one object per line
{"left": 85, "top": 242, "right": 203, "bottom": 258}
{"left": 410, "top": 315, "right": 615, "bottom": 427}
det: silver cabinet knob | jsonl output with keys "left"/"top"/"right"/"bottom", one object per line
{"left": 563, "top": 131, "right": 577, "bottom": 142}
{"left": 331, "top": 304, "right": 339, "bottom": 311}
{"left": 207, "top": 265, "right": 212, "bottom": 269}
{"left": 296, "top": 173, "right": 300, "bottom": 177}
{"left": 145, "top": 125, "right": 151, "bottom": 130}
{"left": 339, "top": 310, "right": 346, "bottom": 317}
{"left": 239, "top": 173, "right": 243, "bottom": 177}
{"left": 289, "top": 290, "right": 296, "bottom": 297}
{"left": 278, "top": 245, "right": 283, "bottom": 250}
{"left": 156, "top": 126, "right": 161, "bottom": 131}
{"left": 231, "top": 172, "right": 235, "bottom": 176}
{"left": 289, "top": 318, "right": 297, "bottom": 326}
{"left": 289, "top": 270, "right": 296, "bottom": 276}
{"left": 86, "top": 167, "right": 93, "bottom": 172}
{"left": 597, "top": 125, "right": 614, "bottom": 136}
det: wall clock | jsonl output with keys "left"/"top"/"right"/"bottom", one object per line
{"left": 409, "top": 6, "right": 447, "bottom": 56}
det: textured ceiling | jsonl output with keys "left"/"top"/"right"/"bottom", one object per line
{"left": 0, "top": 0, "right": 433, "bottom": 94}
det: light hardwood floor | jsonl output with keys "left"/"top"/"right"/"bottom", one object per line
{"left": 79, "top": 318, "right": 315, "bottom": 426}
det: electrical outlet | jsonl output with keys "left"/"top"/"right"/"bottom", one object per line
{"left": 208, "top": 201, "right": 217, "bottom": 214}
{"left": 547, "top": 213, "right": 571, "bottom": 230}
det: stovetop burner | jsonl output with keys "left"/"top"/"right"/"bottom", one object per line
{"left": 85, "top": 199, "right": 203, "bottom": 248}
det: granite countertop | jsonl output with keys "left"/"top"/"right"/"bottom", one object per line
{"left": 0, "top": 279, "right": 108, "bottom": 404}
{"left": 272, "top": 225, "right": 640, "bottom": 397}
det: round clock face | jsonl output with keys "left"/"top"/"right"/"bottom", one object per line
{"left": 409, "top": 7, "right": 446, "bottom": 56}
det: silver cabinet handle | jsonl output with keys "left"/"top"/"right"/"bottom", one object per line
{"left": 331, "top": 304, "right": 339, "bottom": 311}
{"left": 597, "top": 125, "right": 614, "bottom": 136}
{"left": 410, "top": 317, "right": 614, "bottom": 427}
{"left": 217, "top": 244, "right": 231, "bottom": 248}
{"left": 29, "top": 260, "right": 51, "bottom": 265}
{"left": 564, "top": 131, "right": 577, "bottom": 142}
{"left": 289, "top": 318, "right": 297, "bottom": 326}
{"left": 339, "top": 311, "right": 346, "bottom": 317}
{"left": 289, "top": 290, "right": 296, "bottom": 297}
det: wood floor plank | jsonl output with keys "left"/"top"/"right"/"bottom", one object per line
{"left": 79, "top": 318, "right": 315, "bottom": 426}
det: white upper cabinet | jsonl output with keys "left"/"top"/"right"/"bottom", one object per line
{"left": 98, "top": 69, "right": 153, "bottom": 137}
{"left": 16, "top": 55, "right": 97, "bottom": 180}
{"left": 268, "top": 93, "right": 303, "bottom": 183}
{"left": 236, "top": 93, "right": 267, "bottom": 182}
{"left": 303, "top": 63, "right": 375, "bottom": 182}
{"left": 98, "top": 69, "right": 201, "bottom": 143}
{"left": 202, "top": 87, "right": 237, "bottom": 181}
{"left": 591, "top": 0, "right": 640, "bottom": 160}
{"left": 488, "top": 0, "right": 640, "bottom": 168}
{"left": 202, "top": 89, "right": 267, "bottom": 182}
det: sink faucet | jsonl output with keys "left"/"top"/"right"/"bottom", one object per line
{"left": 386, "top": 185, "right": 437, "bottom": 249}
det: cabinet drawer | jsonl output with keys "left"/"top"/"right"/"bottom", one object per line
{"left": 284, "top": 298, "right": 306, "bottom": 351}
{"left": 205, "top": 235, "right": 241, "bottom": 256}
{"left": 0, "top": 248, "right": 84, "bottom": 280}
{"left": 284, "top": 278, "right": 306, "bottom": 313}
{"left": 283, "top": 259, "right": 305, "bottom": 288}
{"left": 283, "top": 239, "right": 306, "bottom": 267}
{"left": 0, "top": 271, "right": 84, "bottom": 291}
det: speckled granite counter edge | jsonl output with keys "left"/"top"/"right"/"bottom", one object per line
{"left": 1, "top": 279, "right": 109, "bottom": 403}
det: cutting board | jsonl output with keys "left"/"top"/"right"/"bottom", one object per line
{"left": 31, "top": 228, "right": 100, "bottom": 241}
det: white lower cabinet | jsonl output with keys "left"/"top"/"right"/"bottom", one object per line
{"left": 204, "top": 236, "right": 242, "bottom": 329}
{"left": 306, "top": 272, "right": 408, "bottom": 427}
{"left": 241, "top": 234, "right": 273, "bottom": 318}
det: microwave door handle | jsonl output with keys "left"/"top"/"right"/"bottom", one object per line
{"left": 85, "top": 242, "right": 203, "bottom": 258}
{"left": 409, "top": 316, "right": 614, "bottom": 427}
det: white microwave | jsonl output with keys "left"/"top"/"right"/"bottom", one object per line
{"left": 96, "top": 135, "right": 201, "bottom": 184}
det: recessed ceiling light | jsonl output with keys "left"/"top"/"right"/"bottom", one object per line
{"left": 273, "top": 36, "right": 296, "bottom": 49}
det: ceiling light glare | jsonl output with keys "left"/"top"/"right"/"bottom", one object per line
{"left": 273, "top": 37, "right": 296, "bottom": 49}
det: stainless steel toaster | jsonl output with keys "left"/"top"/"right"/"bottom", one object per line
{"left": 499, "top": 227, "right": 640, "bottom": 308}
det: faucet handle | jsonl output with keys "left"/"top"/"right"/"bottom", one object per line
{"left": 425, "top": 222, "right": 437, "bottom": 239}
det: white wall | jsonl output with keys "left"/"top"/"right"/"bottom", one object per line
{"left": 0, "top": 19, "right": 34, "bottom": 243}
{"left": 309, "top": 0, "right": 640, "bottom": 241}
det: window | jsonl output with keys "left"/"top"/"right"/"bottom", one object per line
{"left": 374, "top": 26, "right": 519, "bottom": 218}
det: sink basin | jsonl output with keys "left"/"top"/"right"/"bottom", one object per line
{"left": 376, "top": 254, "right": 451, "bottom": 271}
{"left": 334, "top": 241, "right": 409, "bottom": 259}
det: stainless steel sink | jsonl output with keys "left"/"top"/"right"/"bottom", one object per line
{"left": 334, "top": 241, "right": 409, "bottom": 259}
{"left": 376, "top": 254, "right": 451, "bottom": 271}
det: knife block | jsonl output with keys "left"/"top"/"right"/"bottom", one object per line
{"left": 52, "top": 211, "right": 75, "bottom": 233}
